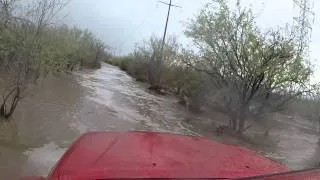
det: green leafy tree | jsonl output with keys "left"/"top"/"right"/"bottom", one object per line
{"left": 185, "top": 0, "right": 313, "bottom": 133}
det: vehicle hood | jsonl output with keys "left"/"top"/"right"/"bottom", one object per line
{"left": 49, "top": 131, "right": 288, "bottom": 179}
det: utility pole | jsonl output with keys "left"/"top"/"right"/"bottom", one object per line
{"left": 151, "top": 0, "right": 180, "bottom": 86}
{"left": 159, "top": 0, "right": 181, "bottom": 55}
{"left": 149, "top": 0, "right": 180, "bottom": 87}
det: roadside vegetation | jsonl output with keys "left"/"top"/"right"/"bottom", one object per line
{"left": 1, "top": 0, "right": 319, "bottom": 141}
{"left": 106, "top": 0, "right": 319, "bottom": 135}
{"left": 0, "top": 0, "right": 108, "bottom": 119}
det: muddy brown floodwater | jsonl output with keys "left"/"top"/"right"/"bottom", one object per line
{"left": 0, "top": 63, "right": 319, "bottom": 178}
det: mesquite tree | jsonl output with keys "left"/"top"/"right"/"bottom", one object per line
{"left": 184, "top": 0, "right": 313, "bottom": 133}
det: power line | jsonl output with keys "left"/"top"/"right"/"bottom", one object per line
{"left": 117, "top": 6, "right": 157, "bottom": 54}
{"left": 118, "top": 18, "right": 149, "bottom": 48}
{"left": 117, "top": 0, "right": 181, "bottom": 56}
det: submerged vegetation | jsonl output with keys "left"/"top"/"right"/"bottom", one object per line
{"left": 1, "top": 0, "right": 319, "bottom": 137}
{"left": 0, "top": 0, "right": 108, "bottom": 119}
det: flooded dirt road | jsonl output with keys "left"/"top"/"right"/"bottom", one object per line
{"left": 0, "top": 63, "right": 319, "bottom": 178}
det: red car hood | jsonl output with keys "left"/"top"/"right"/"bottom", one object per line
{"left": 49, "top": 131, "right": 288, "bottom": 179}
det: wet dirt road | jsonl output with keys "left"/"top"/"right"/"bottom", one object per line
{"left": 0, "top": 63, "right": 319, "bottom": 178}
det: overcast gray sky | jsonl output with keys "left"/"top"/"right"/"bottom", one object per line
{"left": 64, "top": 0, "right": 320, "bottom": 81}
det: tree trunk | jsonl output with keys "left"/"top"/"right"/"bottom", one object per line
{"left": 238, "top": 116, "right": 245, "bottom": 133}
{"left": 0, "top": 86, "right": 21, "bottom": 120}
{"left": 177, "top": 87, "right": 181, "bottom": 95}
{"left": 229, "top": 113, "right": 237, "bottom": 131}
{"left": 6, "top": 90, "right": 20, "bottom": 118}
{"left": 237, "top": 106, "right": 247, "bottom": 133}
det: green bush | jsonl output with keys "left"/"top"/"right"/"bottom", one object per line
{"left": 107, "top": 55, "right": 149, "bottom": 82}
{"left": 108, "top": 56, "right": 133, "bottom": 71}
{"left": 0, "top": 0, "right": 109, "bottom": 118}
{"left": 127, "top": 59, "right": 149, "bottom": 82}
{"left": 119, "top": 57, "right": 132, "bottom": 71}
